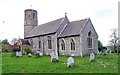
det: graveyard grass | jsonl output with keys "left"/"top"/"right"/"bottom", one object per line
{"left": 2, "top": 53, "right": 118, "bottom": 73}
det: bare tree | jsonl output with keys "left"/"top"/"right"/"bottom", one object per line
{"left": 110, "top": 28, "right": 119, "bottom": 53}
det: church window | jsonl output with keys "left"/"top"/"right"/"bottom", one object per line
{"left": 71, "top": 38, "right": 75, "bottom": 50}
{"left": 61, "top": 39, "right": 65, "bottom": 50}
{"left": 39, "top": 41, "right": 41, "bottom": 48}
{"left": 48, "top": 36, "right": 52, "bottom": 49}
{"left": 87, "top": 31, "right": 92, "bottom": 49}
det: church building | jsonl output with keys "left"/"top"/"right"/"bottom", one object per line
{"left": 24, "top": 9, "right": 98, "bottom": 56}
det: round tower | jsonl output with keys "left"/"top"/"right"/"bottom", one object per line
{"left": 24, "top": 9, "right": 38, "bottom": 38}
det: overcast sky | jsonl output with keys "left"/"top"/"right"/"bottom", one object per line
{"left": 0, "top": 0, "right": 118, "bottom": 46}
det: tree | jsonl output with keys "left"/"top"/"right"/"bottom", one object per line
{"left": 1, "top": 39, "right": 9, "bottom": 44}
{"left": 98, "top": 40, "right": 103, "bottom": 52}
{"left": 110, "top": 28, "right": 119, "bottom": 53}
{"left": 1, "top": 39, "right": 10, "bottom": 52}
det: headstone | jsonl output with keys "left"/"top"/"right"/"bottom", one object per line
{"left": 89, "top": 52, "right": 95, "bottom": 62}
{"left": 36, "top": 50, "right": 40, "bottom": 58}
{"left": 28, "top": 53, "right": 32, "bottom": 57}
{"left": 18, "top": 51, "right": 22, "bottom": 57}
{"left": 80, "top": 53, "right": 83, "bottom": 57}
{"left": 71, "top": 53, "right": 74, "bottom": 57}
{"left": 67, "top": 57, "right": 74, "bottom": 67}
{"left": 16, "top": 51, "right": 19, "bottom": 57}
{"left": 39, "top": 52, "right": 43, "bottom": 56}
{"left": 106, "top": 50, "right": 108, "bottom": 54}
{"left": 107, "top": 47, "right": 111, "bottom": 54}
{"left": 50, "top": 51, "right": 58, "bottom": 62}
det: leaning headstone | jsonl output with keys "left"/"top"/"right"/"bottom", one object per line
{"left": 28, "top": 53, "right": 32, "bottom": 57}
{"left": 89, "top": 52, "right": 95, "bottom": 62}
{"left": 67, "top": 57, "right": 74, "bottom": 67}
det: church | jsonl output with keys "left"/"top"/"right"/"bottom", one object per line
{"left": 24, "top": 9, "right": 98, "bottom": 56}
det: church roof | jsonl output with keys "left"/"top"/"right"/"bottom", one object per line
{"left": 26, "top": 17, "right": 91, "bottom": 38}
{"left": 26, "top": 17, "right": 64, "bottom": 37}
{"left": 59, "top": 18, "right": 88, "bottom": 37}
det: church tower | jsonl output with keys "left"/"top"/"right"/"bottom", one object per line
{"left": 24, "top": 9, "right": 38, "bottom": 38}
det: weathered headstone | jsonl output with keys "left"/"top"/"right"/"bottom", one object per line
{"left": 71, "top": 53, "right": 74, "bottom": 57}
{"left": 18, "top": 51, "right": 22, "bottom": 57}
{"left": 36, "top": 50, "right": 40, "bottom": 57}
{"left": 67, "top": 57, "right": 74, "bottom": 67}
{"left": 28, "top": 53, "right": 32, "bottom": 57}
{"left": 89, "top": 52, "right": 95, "bottom": 62}
{"left": 16, "top": 51, "right": 19, "bottom": 57}
{"left": 80, "top": 53, "right": 83, "bottom": 57}
{"left": 50, "top": 51, "right": 58, "bottom": 62}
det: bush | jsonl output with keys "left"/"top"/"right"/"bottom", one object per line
{"left": 23, "top": 47, "right": 32, "bottom": 54}
{"left": 12, "top": 47, "right": 20, "bottom": 52}
{"left": 2, "top": 44, "right": 11, "bottom": 52}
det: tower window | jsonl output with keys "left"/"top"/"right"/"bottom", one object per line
{"left": 33, "top": 13, "right": 35, "bottom": 18}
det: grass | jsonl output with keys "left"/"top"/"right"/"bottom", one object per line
{"left": 2, "top": 53, "right": 118, "bottom": 73}
{"left": 0, "top": 54, "right": 2, "bottom": 74}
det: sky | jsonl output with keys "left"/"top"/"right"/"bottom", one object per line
{"left": 0, "top": 0, "right": 119, "bottom": 46}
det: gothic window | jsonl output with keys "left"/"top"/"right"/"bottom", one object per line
{"left": 48, "top": 36, "right": 52, "bottom": 49}
{"left": 87, "top": 31, "right": 92, "bottom": 49}
{"left": 61, "top": 39, "right": 65, "bottom": 50}
{"left": 71, "top": 38, "right": 75, "bottom": 50}
{"left": 39, "top": 41, "right": 41, "bottom": 48}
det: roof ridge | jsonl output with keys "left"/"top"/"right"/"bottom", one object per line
{"left": 38, "top": 17, "right": 64, "bottom": 26}
{"left": 70, "top": 18, "right": 89, "bottom": 23}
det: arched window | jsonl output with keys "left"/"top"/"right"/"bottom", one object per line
{"left": 61, "top": 40, "right": 65, "bottom": 50}
{"left": 87, "top": 31, "right": 92, "bottom": 49}
{"left": 48, "top": 36, "right": 52, "bottom": 49}
{"left": 71, "top": 38, "right": 75, "bottom": 50}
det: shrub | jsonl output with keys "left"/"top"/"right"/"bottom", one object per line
{"left": 12, "top": 47, "right": 20, "bottom": 52}
{"left": 23, "top": 46, "right": 32, "bottom": 54}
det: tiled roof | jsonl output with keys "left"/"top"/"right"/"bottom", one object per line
{"left": 26, "top": 17, "right": 64, "bottom": 37}
{"left": 59, "top": 18, "right": 88, "bottom": 37}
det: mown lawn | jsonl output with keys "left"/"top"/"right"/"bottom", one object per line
{"left": 2, "top": 53, "right": 118, "bottom": 73}
{"left": 0, "top": 54, "right": 2, "bottom": 74}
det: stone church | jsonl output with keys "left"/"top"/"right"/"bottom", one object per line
{"left": 24, "top": 9, "right": 98, "bottom": 56}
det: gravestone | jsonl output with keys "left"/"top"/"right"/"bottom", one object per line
{"left": 67, "top": 57, "right": 74, "bottom": 67}
{"left": 16, "top": 51, "right": 19, "bottom": 57}
{"left": 89, "top": 52, "right": 95, "bottom": 62}
{"left": 28, "top": 53, "right": 32, "bottom": 57}
{"left": 71, "top": 53, "right": 74, "bottom": 57}
{"left": 50, "top": 51, "right": 58, "bottom": 62}
{"left": 18, "top": 51, "right": 22, "bottom": 57}
{"left": 36, "top": 50, "right": 40, "bottom": 58}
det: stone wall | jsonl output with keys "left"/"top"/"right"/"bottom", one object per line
{"left": 31, "top": 33, "right": 57, "bottom": 55}
{"left": 58, "top": 36, "right": 81, "bottom": 56}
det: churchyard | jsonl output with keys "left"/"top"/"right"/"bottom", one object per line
{"left": 2, "top": 52, "right": 118, "bottom": 73}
